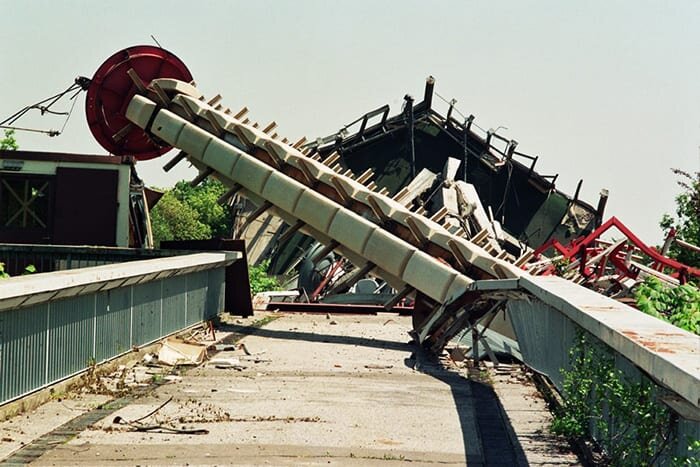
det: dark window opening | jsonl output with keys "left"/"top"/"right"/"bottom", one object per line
{"left": 0, "top": 174, "right": 53, "bottom": 242}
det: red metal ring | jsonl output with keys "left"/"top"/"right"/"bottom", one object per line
{"left": 85, "top": 45, "right": 193, "bottom": 160}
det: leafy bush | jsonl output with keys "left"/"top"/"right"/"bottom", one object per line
{"left": 635, "top": 277, "right": 700, "bottom": 335}
{"left": 0, "top": 263, "right": 36, "bottom": 278}
{"left": 660, "top": 169, "right": 700, "bottom": 268}
{"left": 150, "top": 179, "right": 233, "bottom": 247}
{"left": 248, "top": 259, "right": 280, "bottom": 295}
{"left": 150, "top": 191, "right": 211, "bottom": 247}
{"left": 552, "top": 331, "right": 680, "bottom": 465}
{"left": 0, "top": 129, "right": 18, "bottom": 151}
{"left": 170, "top": 179, "right": 232, "bottom": 238}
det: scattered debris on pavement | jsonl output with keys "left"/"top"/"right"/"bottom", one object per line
{"left": 364, "top": 364, "right": 393, "bottom": 370}
{"left": 158, "top": 339, "right": 208, "bottom": 366}
{"left": 112, "top": 397, "right": 209, "bottom": 435}
{"left": 208, "top": 357, "right": 247, "bottom": 370}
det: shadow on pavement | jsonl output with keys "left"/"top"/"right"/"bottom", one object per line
{"left": 408, "top": 347, "right": 529, "bottom": 466}
{"left": 219, "top": 321, "right": 529, "bottom": 466}
{"left": 217, "top": 322, "right": 414, "bottom": 352}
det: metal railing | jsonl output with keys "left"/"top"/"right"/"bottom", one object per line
{"left": 0, "top": 251, "right": 239, "bottom": 405}
{"left": 0, "top": 243, "right": 195, "bottom": 276}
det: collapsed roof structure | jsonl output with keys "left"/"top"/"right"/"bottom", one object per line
{"left": 312, "top": 77, "right": 604, "bottom": 249}
{"left": 256, "top": 77, "right": 699, "bottom": 301}
{"left": 257, "top": 77, "right": 609, "bottom": 295}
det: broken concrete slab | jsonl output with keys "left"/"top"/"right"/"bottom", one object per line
{"left": 158, "top": 339, "right": 207, "bottom": 366}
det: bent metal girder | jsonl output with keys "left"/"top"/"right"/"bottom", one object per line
{"left": 120, "top": 75, "right": 524, "bottom": 350}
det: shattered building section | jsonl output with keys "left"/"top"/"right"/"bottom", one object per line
{"left": 77, "top": 45, "right": 697, "bottom": 353}
{"left": 312, "top": 77, "right": 602, "bottom": 247}
{"left": 237, "top": 72, "right": 697, "bottom": 303}
{"left": 258, "top": 77, "right": 604, "bottom": 299}
{"left": 112, "top": 68, "right": 525, "bottom": 351}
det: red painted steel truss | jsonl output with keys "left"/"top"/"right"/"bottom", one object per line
{"left": 528, "top": 216, "right": 700, "bottom": 286}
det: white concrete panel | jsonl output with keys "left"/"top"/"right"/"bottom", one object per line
{"left": 363, "top": 229, "right": 414, "bottom": 278}
{"left": 261, "top": 171, "right": 305, "bottom": 214}
{"left": 402, "top": 252, "right": 459, "bottom": 303}
{"left": 230, "top": 155, "right": 274, "bottom": 195}
{"left": 125, "top": 95, "right": 157, "bottom": 129}
{"left": 449, "top": 237, "right": 520, "bottom": 279}
{"left": 286, "top": 154, "right": 334, "bottom": 179}
{"left": 263, "top": 139, "right": 296, "bottom": 163}
{"left": 293, "top": 190, "right": 341, "bottom": 234}
{"left": 152, "top": 78, "right": 203, "bottom": 99}
{"left": 402, "top": 213, "right": 442, "bottom": 240}
{"left": 328, "top": 209, "right": 376, "bottom": 254}
{"left": 202, "top": 138, "right": 240, "bottom": 176}
{"left": 445, "top": 275, "right": 472, "bottom": 302}
{"left": 176, "top": 123, "right": 214, "bottom": 159}
{"left": 428, "top": 230, "right": 458, "bottom": 249}
{"left": 367, "top": 194, "right": 401, "bottom": 219}
{"left": 174, "top": 94, "right": 210, "bottom": 117}
{"left": 228, "top": 121, "right": 267, "bottom": 147}
{"left": 150, "top": 109, "right": 188, "bottom": 145}
{"left": 205, "top": 108, "right": 233, "bottom": 131}
{"left": 317, "top": 172, "right": 365, "bottom": 198}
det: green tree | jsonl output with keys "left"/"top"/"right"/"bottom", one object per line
{"left": 660, "top": 169, "right": 700, "bottom": 268}
{"left": 150, "top": 191, "right": 211, "bottom": 246}
{"left": 150, "top": 178, "right": 233, "bottom": 246}
{"left": 635, "top": 276, "right": 700, "bottom": 335}
{"left": 170, "top": 179, "right": 232, "bottom": 238}
{"left": 0, "top": 129, "right": 18, "bottom": 150}
{"left": 248, "top": 259, "right": 281, "bottom": 295}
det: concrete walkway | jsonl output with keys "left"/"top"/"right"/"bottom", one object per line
{"left": 9, "top": 313, "right": 578, "bottom": 466}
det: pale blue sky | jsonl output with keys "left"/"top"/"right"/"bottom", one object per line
{"left": 1, "top": 0, "right": 698, "bottom": 244}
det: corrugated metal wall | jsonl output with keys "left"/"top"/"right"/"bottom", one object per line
{"left": 47, "top": 295, "right": 95, "bottom": 383}
{"left": 0, "top": 304, "right": 48, "bottom": 403}
{"left": 95, "top": 288, "right": 131, "bottom": 362}
{"left": 162, "top": 276, "right": 187, "bottom": 335}
{"left": 0, "top": 267, "right": 225, "bottom": 406}
{"left": 506, "top": 299, "right": 576, "bottom": 390}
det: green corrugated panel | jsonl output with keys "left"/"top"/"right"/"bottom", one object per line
{"left": 522, "top": 193, "right": 569, "bottom": 247}
{"left": 47, "top": 295, "right": 95, "bottom": 383}
{"left": 95, "top": 288, "right": 131, "bottom": 362}
{"left": 0, "top": 304, "right": 48, "bottom": 403}
{"left": 0, "top": 264, "right": 229, "bottom": 406}
{"left": 162, "top": 276, "right": 187, "bottom": 335}
{"left": 186, "top": 271, "right": 208, "bottom": 325}
{"left": 205, "top": 269, "right": 225, "bottom": 320}
{"left": 506, "top": 300, "right": 575, "bottom": 390}
{"left": 131, "top": 281, "right": 161, "bottom": 346}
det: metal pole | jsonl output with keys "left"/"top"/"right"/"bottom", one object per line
{"left": 405, "top": 95, "right": 416, "bottom": 180}
{"left": 463, "top": 122, "right": 468, "bottom": 182}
